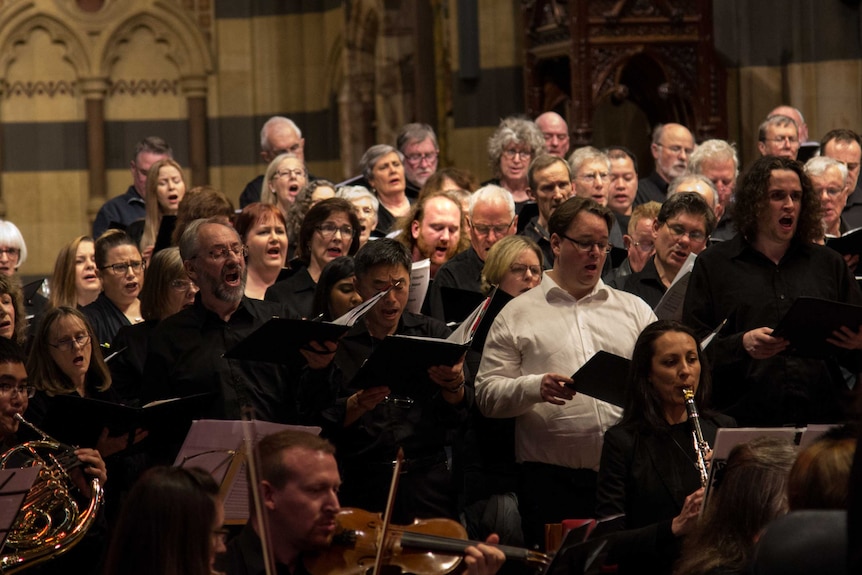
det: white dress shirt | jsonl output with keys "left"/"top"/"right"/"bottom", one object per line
{"left": 476, "top": 274, "right": 656, "bottom": 470}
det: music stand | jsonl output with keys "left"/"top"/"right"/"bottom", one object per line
{"left": 173, "top": 419, "right": 320, "bottom": 524}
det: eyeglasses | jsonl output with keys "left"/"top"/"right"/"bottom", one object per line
{"left": 818, "top": 187, "right": 844, "bottom": 198}
{"left": 657, "top": 144, "right": 695, "bottom": 156}
{"left": 632, "top": 240, "right": 655, "bottom": 252}
{"left": 577, "top": 172, "right": 609, "bottom": 183}
{"left": 170, "top": 279, "right": 196, "bottom": 292}
{"left": 502, "top": 149, "right": 531, "bottom": 160}
{"left": 274, "top": 169, "right": 305, "bottom": 179}
{"left": 0, "top": 384, "right": 34, "bottom": 398}
{"left": 762, "top": 136, "right": 799, "bottom": 145}
{"left": 49, "top": 333, "right": 90, "bottom": 353}
{"left": 316, "top": 223, "right": 355, "bottom": 238}
{"left": 560, "top": 234, "right": 612, "bottom": 253}
{"left": 405, "top": 152, "right": 439, "bottom": 165}
{"left": 100, "top": 261, "right": 145, "bottom": 275}
{"left": 195, "top": 245, "right": 248, "bottom": 261}
{"left": 509, "top": 263, "right": 542, "bottom": 277}
{"left": 0, "top": 248, "right": 20, "bottom": 258}
{"left": 471, "top": 218, "right": 515, "bottom": 236}
{"left": 664, "top": 223, "right": 707, "bottom": 244}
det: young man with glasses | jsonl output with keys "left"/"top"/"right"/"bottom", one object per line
{"left": 622, "top": 192, "right": 715, "bottom": 308}
{"left": 426, "top": 185, "right": 516, "bottom": 320}
{"left": 635, "top": 123, "right": 695, "bottom": 206}
{"left": 476, "top": 196, "right": 656, "bottom": 550}
{"left": 143, "top": 218, "right": 300, "bottom": 447}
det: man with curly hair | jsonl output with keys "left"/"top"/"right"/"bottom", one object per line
{"left": 682, "top": 155, "right": 862, "bottom": 426}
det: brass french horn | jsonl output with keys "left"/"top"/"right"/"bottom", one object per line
{"left": 0, "top": 413, "right": 103, "bottom": 573}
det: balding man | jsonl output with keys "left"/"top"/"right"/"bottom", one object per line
{"left": 821, "top": 129, "right": 862, "bottom": 229}
{"left": 635, "top": 123, "right": 695, "bottom": 205}
{"left": 769, "top": 105, "right": 817, "bottom": 162}
{"left": 668, "top": 174, "right": 722, "bottom": 220}
{"left": 240, "top": 116, "right": 308, "bottom": 207}
{"left": 427, "top": 185, "right": 516, "bottom": 320}
{"left": 535, "top": 112, "right": 570, "bottom": 157}
{"left": 757, "top": 115, "right": 799, "bottom": 161}
{"left": 688, "top": 139, "right": 739, "bottom": 241}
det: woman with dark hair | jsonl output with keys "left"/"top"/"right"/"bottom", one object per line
{"left": 265, "top": 198, "right": 360, "bottom": 318}
{"left": 311, "top": 256, "right": 362, "bottom": 321}
{"left": 234, "top": 203, "right": 288, "bottom": 300}
{"left": 110, "top": 247, "right": 198, "bottom": 405}
{"left": 595, "top": 320, "right": 735, "bottom": 575}
{"left": 48, "top": 235, "right": 101, "bottom": 309}
{"left": 285, "top": 179, "right": 336, "bottom": 260}
{"left": 171, "top": 185, "right": 235, "bottom": 246}
{"left": 0, "top": 275, "right": 27, "bottom": 348}
{"left": 83, "top": 230, "right": 144, "bottom": 347}
{"left": 102, "top": 466, "right": 225, "bottom": 575}
{"left": 673, "top": 437, "right": 796, "bottom": 575}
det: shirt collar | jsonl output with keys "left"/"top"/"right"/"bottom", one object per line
{"left": 541, "top": 272, "right": 610, "bottom": 304}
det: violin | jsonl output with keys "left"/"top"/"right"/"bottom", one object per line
{"left": 304, "top": 508, "right": 551, "bottom": 575}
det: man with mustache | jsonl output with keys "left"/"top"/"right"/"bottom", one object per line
{"left": 143, "top": 218, "right": 298, "bottom": 449}
{"left": 521, "top": 154, "right": 574, "bottom": 269}
{"left": 635, "top": 123, "right": 695, "bottom": 206}
{"left": 221, "top": 430, "right": 505, "bottom": 575}
{"left": 395, "top": 190, "right": 464, "bottom": 279}
{"left": 622, "top": 192, "right": 714, "bottom": 308}
{"left": 297, "top": 239, "right": 469, "bottom": 524}
{"left": 683, "top": 156, "right": 862, "bottom": 427}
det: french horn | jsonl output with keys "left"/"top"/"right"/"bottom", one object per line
{"left": 0, "top": 413, "right": 103, "bottom": 573}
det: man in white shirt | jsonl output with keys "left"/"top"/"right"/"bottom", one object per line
{"left": 475, "top": 196, "right": 656, "bottom": 549}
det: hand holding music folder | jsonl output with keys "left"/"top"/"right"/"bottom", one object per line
{"left": 350, "top": 335, "right": 469, "bottom": 397}
{"left": 826, "top": 227, "right": 862, "bottom": 258}
{"left": 40, "top": 393, "right": 212, "bottom": 450}
{"left": 564, "top": 351, "right": 630, "bottom": 408}
{"left": 224, "top": 282, "right": 398, "bottom": 364}
{"left": 770, "top": 296, "right": 862, "bottom": 357}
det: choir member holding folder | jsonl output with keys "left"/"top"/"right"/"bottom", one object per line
{"left": 683, "top": 156, "right": 862, "bottom": 427}
{"left": 297, "top": 239, "right": 469, "bottom": 524}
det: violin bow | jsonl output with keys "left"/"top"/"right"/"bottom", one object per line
{"left": 371, "top": 447, "right": 404, "bottom": 575}
{"left": 241, "top": 407, "right": 278, "bottom": 575}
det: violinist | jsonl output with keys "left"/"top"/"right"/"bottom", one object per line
{"left": 220, "top": 430, "right": 505, "bottom": 575}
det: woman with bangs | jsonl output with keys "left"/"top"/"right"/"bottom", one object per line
{"left": 235, "top": 203, "right": 288, "bottom": 300}
{"left": 48, "top": 235, "right": 101, "bottom": 309}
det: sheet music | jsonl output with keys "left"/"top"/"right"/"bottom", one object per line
{"left": 407, "top": 258, "right": 431, "bottom": 314}
{"left": 653, "top": 252, "right": 697, "bottom": 321}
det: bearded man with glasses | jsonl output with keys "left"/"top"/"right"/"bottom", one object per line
{"left": 143, "top": 218, "right": 300, "bottom": 459}
{"left": 476, "top": 196, "right": 656, "bottom": 550}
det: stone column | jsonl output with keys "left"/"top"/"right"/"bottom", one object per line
{"left": 182, "top": 75, "right": 209, "bottom": 187}
{"left": 80, "top": 77, "right": 108, "bottom": 227}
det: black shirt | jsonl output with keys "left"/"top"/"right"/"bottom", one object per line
{"left": 221, "top": 523, "right": 301, "bottom": 575}
{"left": 520, "top": 216, "right": 554, "bottom": 270}
{"left": 82, "top": 292, "right": 133, "bottom": 348}
{"left": 265, "top": 266, "right": 316, "bottom": 319}
{"left": 142, "top": 295, "right": 297, "bottom": 423}
{"left": 426, "top": 247, "right": 485, "bottom": 321}
{"left": 109, "top": 320, "right": 157, "bottom": 406}
{"left": 682, "top": 234, "right": 862, "bottom": 425}
{"left": 634, "top": 171, "right": 670, "bottom": 206}
{"left": 622, "top": 256, "right": 666, "bottom": 309}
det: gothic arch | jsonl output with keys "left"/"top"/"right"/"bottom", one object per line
{"left": 0, "top": 12, "right": 91, "bottom": 81}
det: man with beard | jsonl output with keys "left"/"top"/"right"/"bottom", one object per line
{"left": 395, "top": 190, "right": 464, "bottom": 278}
{"left": 521, "top": 155, "right": 574, "bottom": 269}
{"left": 683, "top": 156, "right": 862, "bottom": 426}
{"left": 221, "top": 430, "right": 505, "bottom": 575}
{"left": 622, "top": 192, "right": 715, "bottom": 308}
{"left": 635, "top": 123, "right": 695, "bottom": 205}
{"left": 143, "top": 218, "right": 298, "bottom": 443}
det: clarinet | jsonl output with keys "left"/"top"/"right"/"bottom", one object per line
{"left": 682, "top": 388, "right": 710, "bottom": 487}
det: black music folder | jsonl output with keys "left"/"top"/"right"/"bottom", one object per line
{"left": 826, "top": 227, "right": 862, "bottom": 258}
{"left": 565, "top": 351, "right": 630, "bottom": 407}
{"left": 771, "top": 296, "right": 862, "bottom": 356}
{"left": 350, "top": 335, "right": 469, "bottom": 396}
{"left": 439, "top": 287, "right": 486, "bottom": 325}
{"left": 42, "top": 393, "right": 212, "bottom": 449}
{"left": 224, "top": 318, "right": 350, "bottom": 364}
